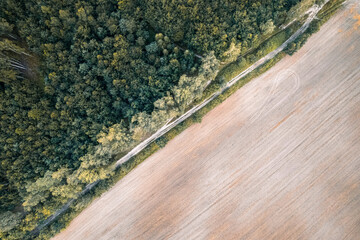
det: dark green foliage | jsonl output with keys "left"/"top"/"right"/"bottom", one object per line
{"left": 192, "top": 112, "right": 203, "bottom": 123}
{"left": 0, "top": 0, "right": 327, "bottom": 238}
{"left": 155, "top": 136, "right": 168, "bottom": 148}
{"left": 0, "top": 0, "right": 195, "bottom": 211}
{"left": 140, "top": 0, "right": 301, "bottom": 58}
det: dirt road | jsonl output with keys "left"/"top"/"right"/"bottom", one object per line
{"left": 53, "top": 1, "right": 360, "bottom": 239}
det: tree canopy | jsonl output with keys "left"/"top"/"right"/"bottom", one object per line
{"left": 0, "top": 0, "right": 304, "bottom": 238}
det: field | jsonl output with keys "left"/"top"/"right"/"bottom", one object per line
{"left": 53, "top": 1, "right": 360, "bottom": 239}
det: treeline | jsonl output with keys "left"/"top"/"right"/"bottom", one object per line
{"left": 0, "top": 0, "right": 304, "bottom": 238}
{"left": 21, "top": 52, "right": 219, "bottom": 213}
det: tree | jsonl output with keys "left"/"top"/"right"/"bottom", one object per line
{"left": 198, "top": 51, "right": 220, "bottom": 80}
{"left": 260, "top": 20, "right": 275, "bottom": 35}
{"left": 22, "top": 171, "right": 58, "bottom": 211}
{"left": 0, "top": 211, "right": 22, "bottom": 232}
{"left": 0, "top": 39, "right": 28, "bottom": 84}
{"left": 0, "top": 0, "right": 304, "bottom": 236}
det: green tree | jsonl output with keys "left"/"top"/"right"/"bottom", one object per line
{"left": 0, "top": 211, "right": 22, "bottom": 232}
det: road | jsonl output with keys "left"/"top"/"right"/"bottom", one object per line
{"left": 32, "top": 2, "right": 332, "bottom": 235}
{"left": 53, "top": 0, "right": 360, "bottom": 239}
{"left": 33, "top": 0, "right": 331, "bottom": 235}
{"left": 114, "top": 1, "right": 328, "bottom": 168}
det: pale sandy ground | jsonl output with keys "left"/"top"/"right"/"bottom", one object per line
{"left": 53, "top": 1, "right": 360, "bottom": 239}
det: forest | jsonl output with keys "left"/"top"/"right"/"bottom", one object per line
{"left": 0, "top": 0, "right": 308, "bottom": 238}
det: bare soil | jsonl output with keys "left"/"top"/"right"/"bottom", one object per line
{"left": 53, "top": 1, "right": 360, "bottom": 239}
